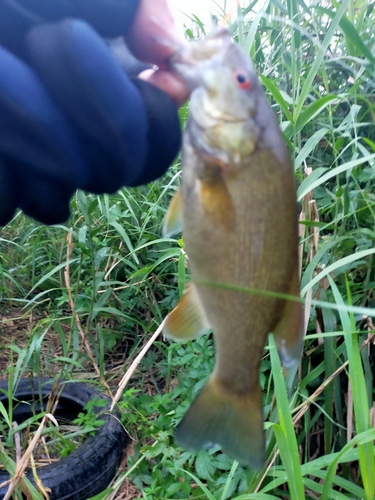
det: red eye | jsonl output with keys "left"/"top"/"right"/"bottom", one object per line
{"left": 236, "top": 73, "right": 252, "bottom": 89}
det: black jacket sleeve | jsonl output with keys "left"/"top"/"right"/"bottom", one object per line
{"left": 0, "top": 0, "right": 140, "bottom": 61}
{"left": 0, "top": 0, "right": 181, "bottom": 225}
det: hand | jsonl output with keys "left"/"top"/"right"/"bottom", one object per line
{"left": 0, "top": 0, "right": 185, "bottom": 226}
{"left": 126, "top": 0, "right": 190, "bottom": 105}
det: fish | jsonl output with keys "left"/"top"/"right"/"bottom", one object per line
{"left": 162, "top": 29, "right": 304, "bottom": 469}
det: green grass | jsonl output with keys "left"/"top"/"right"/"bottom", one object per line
{"left": 1, "top": 0, "right": 375, "bottom": 498}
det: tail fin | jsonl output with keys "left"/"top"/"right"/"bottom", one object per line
{"left": 175, "top": 376, "right": 265, "bottom": 469}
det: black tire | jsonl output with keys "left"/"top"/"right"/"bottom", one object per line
{"left": 0, "top": 378, "right": 129, "bottom": 500}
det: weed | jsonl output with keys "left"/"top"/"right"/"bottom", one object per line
{"left": 73, "top": 397, "right": 107, "bottom": 437}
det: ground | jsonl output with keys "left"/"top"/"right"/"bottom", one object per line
{"left": 0, "top": 307, "right": 145, "bottom": 499}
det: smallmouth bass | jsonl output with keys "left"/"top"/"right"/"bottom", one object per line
{"left": 163, "top": 29, "right": 303, "bottom": 468}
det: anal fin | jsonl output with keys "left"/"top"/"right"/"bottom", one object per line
{"left": 273, "top": 271, "right": 304, "bottom": 368}
{"left": 164, "top": 283, "right": 211, "bottom": 341}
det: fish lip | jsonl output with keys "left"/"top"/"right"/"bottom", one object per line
{"left": 167, "top": 31, "right": 233, "bottom": 90}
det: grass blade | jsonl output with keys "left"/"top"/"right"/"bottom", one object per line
{"left": 295, "top": 0, "right": 348, "bottom": 117}
{"left": 269, "top": 335, "right": 304, "bottom": 500}
{"left": 327, "top": 275, "right": 375, "bottom": 499}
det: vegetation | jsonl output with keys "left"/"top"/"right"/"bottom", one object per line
{"left": 1, "top": 0, "right": 375, "bottom": 498}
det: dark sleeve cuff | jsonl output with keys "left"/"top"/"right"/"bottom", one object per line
{"left": 129, "top": 79, "right": 182, "bottom": 186}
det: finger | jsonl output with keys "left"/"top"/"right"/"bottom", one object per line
{"left": 125, "top": 0, "right": 186, "bottom": 66}
{"left": 139, "top": 69, "right": 190, "bottom": 106}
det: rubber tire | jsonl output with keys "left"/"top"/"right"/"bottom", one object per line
{"left": 0, "top": 378, "right": 128, "bottom": 500}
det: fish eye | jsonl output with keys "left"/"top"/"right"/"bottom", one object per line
{"left": 235, "top": 73, "right": 252, "bottom": 90}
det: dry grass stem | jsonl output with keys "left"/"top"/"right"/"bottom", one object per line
{"left": 346, "top": 382, "right": 353, "bottom": 442}
{"left": 64, "top": 232, "right": 111, "bottom": 391}
{"left": 299, "top": 166, "right": 321, "bottom": 338}
{"left": 303, "top": 287, "right": 313, "bottom": 338}
{"left": 111, "top": 318, "right": 166, "bottom": 410}
{"left": 370, "top": 403, "right": 375, "bottom": 428}
{"left": 308, "top": 198, "right": 320, "bottom": 261}
{"left": 298, "top": 208, "right": 306, "bottom": 280}
{"left": 12, "top": 422, "right": 21, "bottom": 464}
{"left": 3, "top": 414, "right": 57, "bottom": 500}
{"left": 30, "top": 453, "right": 51, "bottom": 500}
{"left": 293, "top": 333, "right": 375, "bottom": 425}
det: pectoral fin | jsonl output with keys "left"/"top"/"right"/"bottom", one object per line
{"left": 164, "top": 283, "right": 211, "bottom": 341}
{"left": 199, "top": 177, "right": 235, "bottom": 231}
{"left": 272, "top": 271, "right": 304, "bottom": 368}
{"left": 163, "top": 188, "right": 183, "bottom": 238}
